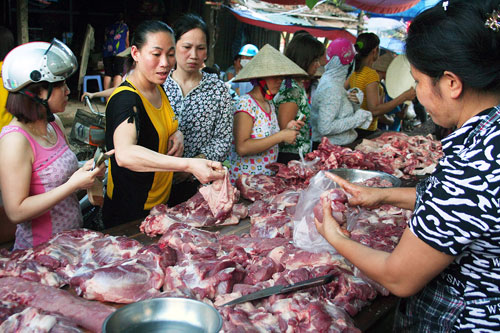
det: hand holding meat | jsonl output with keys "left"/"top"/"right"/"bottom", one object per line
{"left": 188, "top": 159, "right": 224, "bottom": 184}
{"left": 167, "top": 130, "right": 184, "bottom": 157}
{"left": 314, "top": 196, "right": 350, "bottom": 244}
{"left": 325, "top": 172, "right": 385, "bottom": 208}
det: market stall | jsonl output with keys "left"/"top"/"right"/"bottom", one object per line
{"left": 0, "top": 129, "right": 440, "bottom": 332}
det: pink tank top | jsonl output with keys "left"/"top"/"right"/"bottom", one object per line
{"left": 0, "top": 122, "right": 82, "bottom": 250}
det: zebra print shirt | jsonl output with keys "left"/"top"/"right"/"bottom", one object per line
{"left": 409, "top": 106, "right": 500, "bottom": 331}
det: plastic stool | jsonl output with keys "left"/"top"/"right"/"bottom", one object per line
{"left": 83, "top": 75, "right": 105, "bottom": 103}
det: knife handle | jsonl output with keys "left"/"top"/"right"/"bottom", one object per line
{"left": 280, "top": 273, "right": 336, "bottom": 294}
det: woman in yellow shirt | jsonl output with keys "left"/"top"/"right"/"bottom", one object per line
{"left": 0, "top": 26, "right": 14, "bottom": 131}
{"left": 348, "top": 33, "right": 415, "bottom": 138}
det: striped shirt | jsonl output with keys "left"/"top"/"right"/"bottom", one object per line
{"left": 348, "top": 66, "right": 379, "bottom": 131}
{"left": 409, "top": 106, "right": 500, "bottom": 330}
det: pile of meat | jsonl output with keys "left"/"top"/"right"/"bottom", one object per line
{"left": 0, "top": 132, "right": 430, "bottom": 332}
{"left": 266, "top": 133, "right": 442, "bottom": 183}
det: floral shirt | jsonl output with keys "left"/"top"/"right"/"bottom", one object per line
{"left": 274, "top": 79, "right": 312, "bottom": 154}
{"left": 163, "top": 71, "right": 233, "bottom": 162}
{"left": 229, "top": 94, "right": 280, "bottom": 184}
{"left": 102, "top": 22, "right": 128, "bottom": 58}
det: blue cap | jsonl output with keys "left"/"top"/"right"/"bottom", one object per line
{"left": 238, "top": 44, "right": 259, "bottom": 57}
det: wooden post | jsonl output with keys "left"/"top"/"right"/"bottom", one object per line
{"left": 78, "top": 24, "right": 95, "bottom": 98}
{"left": 17, "top": 0, "right": 29, "bottom": 44}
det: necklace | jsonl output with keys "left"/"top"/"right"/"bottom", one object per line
{"left": 26, "top": 122, "right": 57, "bottom": 146}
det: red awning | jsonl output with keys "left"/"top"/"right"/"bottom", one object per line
{"left": 229, "top": 7, "right": 356, "bottom": 42}
{"left": 260, "top": 0, "right": 420, "bottom": 14}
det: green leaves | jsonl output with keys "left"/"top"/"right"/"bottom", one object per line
{"left": 306, "top": 0, "right": 319, "bottom": 9}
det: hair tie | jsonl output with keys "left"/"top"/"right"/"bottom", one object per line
{"left": 485, "top": 9, "right": 500, "bottom": 32}
{"left": 355, "top": 41, "right": 364, "bottom": 50}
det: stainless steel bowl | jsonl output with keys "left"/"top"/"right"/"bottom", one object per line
{"left": 329, "top": 168, "right": 401, "bottom": 187}
{"left": 102, "top": 298, "right": 223, "bottom": 333}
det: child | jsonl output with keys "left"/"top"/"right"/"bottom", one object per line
{"left": 228, "top": 44, "right": 307, "bottom": 184}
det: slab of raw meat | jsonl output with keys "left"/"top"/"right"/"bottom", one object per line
{"left": 0, "top": 307, "right": 83, "bottom": 333}
{"left": 163, "top": 258, "right": 246, "bottom": 301}
{"left": 219, "top": 292, "right": 360, "bottom": 333}
{"left": 347, "top": 205, "right": 411, "bottom": 252}
{"left": 0, "top": 276, "right": 115, "bottom": 332}
{"left": 140, "top": 192, "right": 247, "bottom": 236}
{"left": 313, "top": 188, "right": 349, "bottom": 225}
{"left": 355, "top": 132, "right": 443, "bottom": 178}
{"left": 1, "top": 229, "right": 172, "bottom": 304}
{"left": 199, "top": 169, "right": 239, "bottom": 219}
{"left": 69, "top": 246, "right": 165, "bottom": 303}
{"left": 235, "top": 174, "right": 287, "bottom": 201}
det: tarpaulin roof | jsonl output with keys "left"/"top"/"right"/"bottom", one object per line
{"left": 259, "top": 0, "right": 420, "bottom": 14}
{"left": 228, "top": 6, "right": 357, "bottom": 42}
{"left": 366, "top": 0, "right": 440, "bottom": 20}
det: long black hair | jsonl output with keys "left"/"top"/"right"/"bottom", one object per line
{"left": 406, "top": 0, "right": 500, "bottom": 94}
{"left": 353, "top": 32, "right": 380, "bottom": 72}
{"left": 285, "top": 33, "right": 325, "bottom": 74}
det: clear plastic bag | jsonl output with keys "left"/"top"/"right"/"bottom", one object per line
{"left": 292, "top": 171, "right": 340, "bottom": 254}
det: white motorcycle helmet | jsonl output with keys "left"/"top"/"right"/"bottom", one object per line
{"left": 3, "top": 38, "right": 77, "bottom": 92}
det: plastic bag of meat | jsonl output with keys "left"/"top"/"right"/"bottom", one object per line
{"left": 292, "top": 171, "right": 346, "bottom": 254}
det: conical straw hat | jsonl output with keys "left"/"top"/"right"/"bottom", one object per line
{"left": 386, "top": 54, "right": 415, "bottom": 99}
{"left": 233, "top": 44, "right": 308, "bottom": 82}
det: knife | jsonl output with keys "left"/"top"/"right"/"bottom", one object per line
{"left": 222, "top": 273, "right": 336, "bottom": 306}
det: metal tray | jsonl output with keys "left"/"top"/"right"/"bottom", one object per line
{"left": 329, "top": 168, "right": 401, "bottom": 187}
{"left": 102, "top": 297, "right": 223, "bottom": 333}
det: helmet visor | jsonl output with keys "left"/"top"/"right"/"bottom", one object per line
{"left": 44, "top": 38, "right": 78, "bottom": 78}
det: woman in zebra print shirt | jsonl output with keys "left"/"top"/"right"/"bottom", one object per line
{"left": 316, "top": 1, "right": 500, "bottom": 331}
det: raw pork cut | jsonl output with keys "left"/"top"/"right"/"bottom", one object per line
{"left": 199, "top": 169, "right": 238, "bottom": 218}
{"left": 235, "top": 174, "right": 287, "bottom": 201}
{"left": 0, "top": 276, "right": 115, "bottom": 332}
{"left": 140, "top": 192, "right": 247, "bottom": 236}
{"left": 0, "top": 230, "right": 172, "bottom": 303}
{"left": 0, "top": 307, "right": 82, "bottom": 333}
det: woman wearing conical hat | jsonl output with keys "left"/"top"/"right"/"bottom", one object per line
{"left": 228, "top": 44, "right": 308, "bottom": 184}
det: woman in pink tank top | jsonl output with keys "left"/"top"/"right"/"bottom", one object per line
{"left": 0, "top": 39, "right": 108, "bottom": 250}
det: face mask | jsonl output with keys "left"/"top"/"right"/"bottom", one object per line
{"left": 240, "top": 59, "right": 250, "bottom": 67}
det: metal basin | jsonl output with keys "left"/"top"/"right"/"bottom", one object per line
{"left": 102, "top": 298, "right": 223, "bottom": 333}
{"left": 329, "top": 168, "right": 401, "bottom": 187}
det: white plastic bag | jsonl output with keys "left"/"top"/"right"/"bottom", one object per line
{"left": 292, "top": 171, "right": 340, "bottom": 253}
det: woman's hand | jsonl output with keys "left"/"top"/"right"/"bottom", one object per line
{"left": 67, "top": 159, "right": 107, "bottom": 191}
{"left": 325, "top": 172, "right": 385, "bottom": 208}
{"left": 286, "top": 118, "right": 305, "bottom": 131}
{"left": 80, "top": 92, "right": 95, "bottom": 102}
{"left": 188, "top": 159, "right": 225, "bottom": 184}
{"left": 347, "top": 89, "right": 361, "bottom": 104}
{"left": 315, "top": 197, "right": 350, "bottom": 244}
{"left": 167, "top": 130, "right": 184, "bottom": 157}
{"left": 402, "top": 87, "right": 416, "bottom": 102}
{"left": 280, "top": 128, "right": 299, "bottom": 145}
